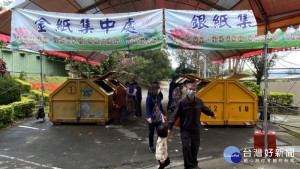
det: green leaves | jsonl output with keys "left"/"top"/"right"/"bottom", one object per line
{"left": 30, "top": 90, "right": 49, "bottom": 106}
{"left": 99, "top": 50, "right": 172, "bottom": 85}
{"left": 242, "top": 81, "right": 261, "bottom": 96}
{"left": 248, "top": 54, "right": 278, "bottom": 87}
{"left": 10, "top": 97, "right": 35, "bottom": 119}
{"left": 0, "top": 97, "right": 35, "bottom": 128}
{"left": 0, "top": 77, "right": 21, "bottom": 105}
{"left": 65, "top": 60, "right": 102, "bottom": 78}
{"left": 0, "top": 58, "right": 7, "bottom": 76}
{"left": 242, "top": 81, "right": 294, "bottom": 106}
{"left": 125, "top": 50, "right": 172, "bottom": 85}
{"left": 267, "top": 92, "right": 294, "bottom": 106}
{"left": 15, "top": 78, "right": 32, "bottom": 94}
{"left": 0, "top": 105, "right": 13, "bottom": 128}
{"left": 100, "top": 52, "right": 126, "bottom": 74}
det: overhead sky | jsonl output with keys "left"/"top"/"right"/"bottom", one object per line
{"left": 169, "top": 50, "right": 300, "bottom": 70}
{"left": 0, "top": 0, "right": 12, "bottom": 7}
{"left": 275, "top": 51, "right": 300, "bottom": 68}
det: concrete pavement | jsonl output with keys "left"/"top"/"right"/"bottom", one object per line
{"left": 270, "top": 114, "right": 300, "bottom": 138}
{"left": 0, "top": 88, "right": 299, "bottom": 169}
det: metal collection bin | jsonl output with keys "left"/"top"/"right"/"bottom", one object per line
{"left": 49, "top": 72, "right": 124, "bottom": 125}
{"left": 178, "top": 74, "right": 258, "bottom": 126}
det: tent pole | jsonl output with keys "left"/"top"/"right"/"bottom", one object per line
{"left": 263, "top": 20, "right": 269, "bottom": 159}
{"left": 87, "top": 59, "right": 91, "bottom": 78}
{"left": 39, "top": 51, "right": 44, "bottom": 108}
{"left": 70, "top": 53, "right": 73, "bottom": 78}
{"left": 203, "top": 54, "right": 207, "bottom": 78}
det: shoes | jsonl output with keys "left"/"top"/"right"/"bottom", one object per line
{"left": 133, "top": 116, "right": 138, "bottom": 118}
{"left": 158, "top": 157, "right": 170, "bottom": 169}
{"left": 165, "top": 157, "right": 170, "bottom": 166}
{"left": 149, "top": 146, "right": 155, "bottom": 153}
{"left": 184, "top": 166, "right": 200, "bottom": 169}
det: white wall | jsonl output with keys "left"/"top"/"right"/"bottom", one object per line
{"left": 261, "top": 81, "right": 300, "bottom": 106}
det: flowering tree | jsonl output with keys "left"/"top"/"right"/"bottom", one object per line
{"left": 100, "top": 52, "right": 133, "bottom": 74}
{"left": 0, "top": 58, "right": 7, "bottom": 76}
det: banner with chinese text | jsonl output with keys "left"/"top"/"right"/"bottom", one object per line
{"left": 165, "top": 9, "right": 300, "bottom": 50}
{"left": 11, "top": 9, "right": 163, "bottom": 51}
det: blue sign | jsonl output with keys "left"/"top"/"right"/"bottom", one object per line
{"left": 223, "top": 146, "right": 242, "bottom": 163}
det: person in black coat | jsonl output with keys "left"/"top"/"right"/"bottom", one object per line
{"left": 133, "top": 82, "right": 142, "bottom": 118}
{"left": 167, "top": 77, "right": 177, "bottom": 112}
{"left": 168, "top": 83, "right": 216, "bottom": 169}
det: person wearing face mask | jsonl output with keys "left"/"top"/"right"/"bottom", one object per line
{"left": 167, "top": 83, "right": 216, "bottom": 169}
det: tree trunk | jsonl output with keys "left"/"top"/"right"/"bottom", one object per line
{"left": 228, "top": 59, "right": 233, "bottom": 76}
{"left": 255, "top": 74, "right": 263, "bottom": 89}
{"left": 197, "top": 64, "right": 201, "bottom": 77}
{"left": 234, "top": 58, "right": 240, "bottom": 74}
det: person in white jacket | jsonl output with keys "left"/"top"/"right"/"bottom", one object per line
{"left": 156, "top": 125, "right": 170, "bottom": 169}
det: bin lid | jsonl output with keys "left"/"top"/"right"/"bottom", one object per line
{"left": 95, "top": 71, "right": 117, "bottom": 81}
{"left": 107, "top": 72, "right": 126, "bottom": 88}
{"left": 227, "top": 74, "right": 250, "bottom": 80}
{"left": 112, "top": 72, "right": 126, "bottom": 79}
{"left": 212, "top": 74, "right": 227, "bottom": 79}
{"left": 179, "top": 74, "right": 211, "bottom": 83}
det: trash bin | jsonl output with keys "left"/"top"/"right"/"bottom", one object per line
{"left": 178, "top": 74, "right": 258, "bottom": 126}
{"left": 49, "top": 71, "right": 124, "bottom": 125}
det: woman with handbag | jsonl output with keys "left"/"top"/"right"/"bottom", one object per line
{"left": 146, "top": 85, "right": 166, "bottom": 153}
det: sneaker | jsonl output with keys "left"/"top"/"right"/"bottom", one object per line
{"left": 133, "top": 116, "right": 138, "bottom": 118}
{"left": 149, "top": 146, "right": 155, "bottom": 153}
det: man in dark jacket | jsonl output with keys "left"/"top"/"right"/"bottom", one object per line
{"left": 168, "top": 83, "right": 216, "bottom": 169}
{"left": 133, "top": 82, "right": 142, "bottom": 118}
{"left": 126, "top": 81, "right": 135, "bottom": 115}
{"left": 167, "top": 77, "right": 177, "bottom": 112}
{"left": 113, "top": 82, "right": 127, "bottom": 125}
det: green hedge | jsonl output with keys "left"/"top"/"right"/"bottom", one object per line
{"left": 15, "top": 78, "right": 32, "bottom": 94}
{"left": 0, "top": 76, "right": 21, "bottom": 105}
{"left": 242, "top": 81, "right": 260, "bottom": 96}
{"left": 0, "top": 105, "right": 13, "bottom": 128}
{"left": 267, "top": 92, "right": 294, "bottom": 106}
{"left": 0, "top": 97, "right": 36, "bottom": 128}
{"left": 242, "top": 81, "right": 294, "bottom": 106}
{"left": 257, "top": 91, "right": 294, "bottom": 106}
{"left": 11, "top": 97, "right": 36, "bottom": 119}
{"left": 30, "top": 90, "right": 49, "bottom": 106}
